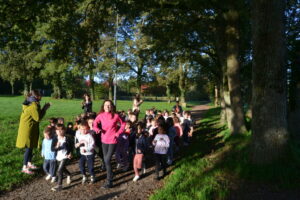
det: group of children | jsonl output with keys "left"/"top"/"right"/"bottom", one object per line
{"left": 40, "top": 106, "right": 194, "bottom": 191}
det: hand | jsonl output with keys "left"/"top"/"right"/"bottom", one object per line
{"left": 67, "top": 154, "right": 72, "bottom": 159}
{"left": 43, "top": 102, "right": 51, "bottom": 110}
{"left": 56, "top": 142, "right": 60, "bottom": 148}
{"left": 75, "top": 143, "right": 80, "bottom": 148}
{"left": 137, "top": 149, "right": 141, "bottom": 153}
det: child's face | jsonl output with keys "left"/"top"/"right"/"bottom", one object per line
{"left": 80, "top": 126, "right": 89, "bottom": 135}
{"left": 130, "top": 115, "right": 136, "bottom": 122}
{"left": 56, "top": 129, "right": 65, "bottom": 137}
{"left": 44, "top": 133, "right": 51, "bottom": 139}
{"left": 125, "top": 123, "right": 131, "bottom": 130}
{"left": 58, "top": 119, "right": 64, "bottom": 124}
{"left": 137, "top": 126, "right": 142, "bottom": 134}
{"left": 87, "top": 119, "right": 94, "bottom": 129}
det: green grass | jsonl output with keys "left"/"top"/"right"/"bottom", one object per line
{"left": 0, "top": 96, "right": 201, "bottom": 192}
{"left": 150, "top": 107, "right": 300, "bottom": 200}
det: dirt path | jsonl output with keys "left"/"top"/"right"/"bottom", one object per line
{"left": 0, "top": 104, "right": 210, "bottom": 200}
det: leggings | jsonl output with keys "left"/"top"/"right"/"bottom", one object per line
{"left": 57, "top": 159, "right": 71, "bottom": 186}
{"left": 102, "top": 143, "right": 116, "bottom": 182}
{"left": 23, "top": 148, "right": 33, "bottom": 166}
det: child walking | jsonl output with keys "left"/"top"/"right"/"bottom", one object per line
{"left": 116, "top": 121, "right": 131, "bottom": 172}
{"left": 75, "top": 121, "right": 95, "bottom": 184}
{"left": 51, "top": 124, "right": 73, "bottom": 191}
{"left": 132, "top": 122, "right": 148, "bottom": 182}
{"left": 41, "top": 127, "right": 57, "bottom": 183}
{"left": 152, "top": 124, "right": 170, "bottom": 180}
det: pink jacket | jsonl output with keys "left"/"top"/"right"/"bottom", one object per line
{"left": 93, "top": 112, "right": 125, "bottom": 144}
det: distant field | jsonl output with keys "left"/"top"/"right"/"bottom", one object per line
{"left": 0, "top": 96, "right": 203, "bottom": 191}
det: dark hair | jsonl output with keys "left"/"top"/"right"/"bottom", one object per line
{"left": 134, "top": 93, "right": 140, "bottom": 102}
{"left": 79, "top": 120, "right": 89, "bottom": 128}
{"left": 99, "top": 100, "right": 116, "bottom": 118}
{"left": 44, "top": 127, "right": 53, "bottom": 135}
{"left": 166, "top": 117, "right": 174, "bottom": 128}
{"left": 27, "top": 89, "right": 41, "bottom": 98}
{"left": 56, "top": 124, "right": 65, "bottom": 131}
{"left": 173, "top": 116, "right": 180, "bottom": 124}
{"left": 49, "top": 118, "right": 58, "bottom": 124}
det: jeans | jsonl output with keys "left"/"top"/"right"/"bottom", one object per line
{"left": 79, "top": 154, "right": 95, "bottom": 176}
{"left": 57, "top": 159, "right": 71, "bottom": 186}
{"left": 102, "top": 143, "right": 116, "bottom": 182}
{"left": 23, "top": 148, "right": 33, "bottom": 166}
{"left": 43, "top": 159, "right": 56, "bottom": 177}
{"left": 155, "top": 153, "right": 167, "bottom": 178}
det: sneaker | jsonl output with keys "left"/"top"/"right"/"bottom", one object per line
{"left": 45, "top": 174, "right": 51, "bottom": 181}
{"left": 133, "top": 175, "right": 140, "bottom": 182}
{"left": 142, "top": 167, "right": 146, "bottom": 174}
{"left": 90, "top": 176, "right": 95, "bottom": 184}
{"left": 51, "top": 185, "right": 62, "bottom": 192}
{"left": 66, "top": 176, "right": 71, "bottom": 185}
{"left": 116, "top": 163, "right": 121, "bottom": 169}
{"left": 167, "top": 159, "right": 172, "bottom": 165}
{"left": 101, "top": 181, "right": 113, "bottom": 189}
{"left": 51, "top": 177, "right": 56, "bottom": 183}
{"left": 27, "top": 164, "right": 38, "bottom": 170}
{"left": 82, "top": 175, "right": 87, "bottom": 184}
{"left": 21, "top": 168, "right": 34, "bottom": 175}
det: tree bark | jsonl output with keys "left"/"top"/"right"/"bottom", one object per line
{"left": 89, "top": 67, "right": 95, "bottom": 101}
{"left": 108, "top": 72, "right": 113, "bottom": 100}
{"left": 178, "top": 61, "right": 186, "bottom": 106}
{"left": 251, "top": 0, "right": 288, "bottom": 164}
{"left": 166, "top": 83, "right": 171, "bottom": 104}
{"left": 225, "top": 8, "right": 247, "bottom": 134}
{"left": 10, "top": 81, "right": 14, "bottom": 95}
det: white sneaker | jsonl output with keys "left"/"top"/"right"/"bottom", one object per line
{"left": 142, "top": 168, "right": 146, "bottom": 174}
{"left": 82, "top": 175, "right": 87, "bottom": 184}
{"left": 51, "top": 185, "right": 62, "bottom": 192}
{"left": 116, "top": 163, "right": 121, "bottom": 169}
{"left": 133, "top": 175, "right": 140, "bottom": 182}
{"left": 66, "top": 176, "right": 71, "bottom": 185}
{"left": 45, "top": 174, "right": 51, "bottom": 181}
{"left": 90, "top": 176, "right": 95, "bottom": 184}
{"left": 51, "top": 177, "right": 56, "bottom": 183}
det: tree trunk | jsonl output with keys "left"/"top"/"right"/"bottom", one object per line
{"left": 136, "top": 65, "right": 142, "bottom": 95}
{"left": 225, "top": 8, "right": 247, "bottom": 134}
{"left": 29, "top": 82, "right": 32, "bottom": 92}
{"left": 166, "top": 83, "right": 171, "bottom": 104}
{"left": 89, "top": 68, "right": 95, "bottom": 101}
{"left": 288, "top": 41, "right": 300, "bottom": 138}
{"left": 23, "top": 82, "right": 29, "bottom": 97}
{"left": 214, "top": 85, "right": 220, "bottom": 106}
{"left": 178, "top": 62, "right": 186, "bottom": 107}
{"left": 108, "top": 72, "right": 113, "bottom": 100}
{"left": 10, "top": 81, "right": 14, "bottom": 95}
{"left": 251, "top": 0, "right": 288, "bottom": 164}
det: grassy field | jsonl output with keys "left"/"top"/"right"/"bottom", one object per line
{"left": 150, "top": 107, "right": 300, "bottom": 200}
{"left": 0, "top": 96, "right": 202, "bottom": 192}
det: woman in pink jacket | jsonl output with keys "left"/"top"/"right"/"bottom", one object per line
{"left": 93, "top": 100, "right": 125, "bottom": 188}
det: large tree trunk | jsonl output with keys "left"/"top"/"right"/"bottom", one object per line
{"left": 23, "top": 82, "right": 29, "bottom": 97}
{"left": 225, "top": 8, "right": 247, "bottom": 134}
{"left": 251, "top": 0, "right": 288, "bottom": 164}
{"left": 288, "top": 42, "right": 300, "bottom": 138}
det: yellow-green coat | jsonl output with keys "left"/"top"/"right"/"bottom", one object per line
{"left": 16, "top": 102, "right": 45, "bottom": 149}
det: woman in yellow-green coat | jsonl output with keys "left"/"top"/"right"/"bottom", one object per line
{"left": 16, "top": 90, "right": 51, "bottom": 174}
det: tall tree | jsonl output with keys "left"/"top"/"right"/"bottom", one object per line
{"left": 251, "top": 0, "right": 288, "bottom": 164}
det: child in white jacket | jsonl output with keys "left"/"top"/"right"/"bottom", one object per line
{"left": 75, "top": 121, "right": 95, "bottom": 184}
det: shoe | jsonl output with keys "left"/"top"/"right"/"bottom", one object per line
{"left": 116, "top": 163, "right": 121, "bottom": 169}
{"left": 51, "top": 177, "right": 56, "bottom": 183}
{"left": 45, "top": 174, "right": 51, "bottom": 181}
{"left": 82, "top": 175, "right": 87, "bottom": 184}
{"left": 27, "top": 164, "right": 38, "bottom": 170}
{"left": 66, "top": 176, "right": 71, "bottom": 185}
{"left": 133, "top": 175, "right": 140, "bottom": 182}
{"left": 21, "top": 168, "right": 34, "bottom": 175}
{"left": 51, "top": 185, "right": 62, "bottom": 191}
{"left": 90, "top": 176, "right": 95, "bottom": 184}
{"left": 101, "top": 181, "right": 113, "bottom": 189}
{"left": 100, "top": 165, "right": 106, "bottom": 172}
{"left": 142, "top": 167, "right": 146, "bottom": 174}
{"left": 167, "top": 159, "right": 172, "bottom": 165}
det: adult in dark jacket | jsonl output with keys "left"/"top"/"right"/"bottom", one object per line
{"left": 16, "top": 90, "right": 51, "bottom": 174}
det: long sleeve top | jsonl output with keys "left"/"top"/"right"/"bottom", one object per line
{"left": 93, "top": 112, "right": 125, "bottom": 144}
{"left": 41, "top": 138, "right": 56, "bottom": 160}
{"left": 51, "top": 136, "right": 73, "bottom": 161}
{"left": 153, "top": 134, "right": 170, "bottom": 155}
{"left": 76, "top": 133, "right": 95, "bottom": 156}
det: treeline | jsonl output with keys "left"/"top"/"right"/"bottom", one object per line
{"left": 1, "top": 0, "right": 300, "bottom": 164}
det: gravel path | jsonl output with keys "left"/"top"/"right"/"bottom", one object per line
{"left": 0, "top": 104, "right": 210, "bottom": 200}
